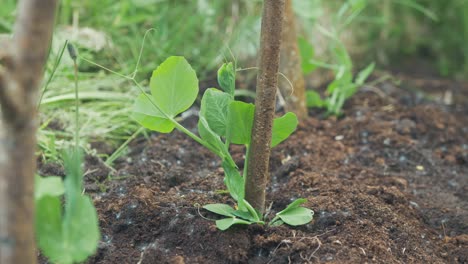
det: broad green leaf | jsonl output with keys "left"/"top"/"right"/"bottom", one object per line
{"left": 279, "top": 198, "right": 307, "bottom": 214}
{"left": 35, "top": 196, "right": 64, "bottom": 263}
{"left": 271, "top": 112, "right": 298, "bottom": 148}
{"left": 200, "top": 88, "right": 231, "bottom": 137}
{"left": 198, "top": 116, "right": 226, "bottom": 158}
{"left": 277, "top": 207, "right": 314, "bottom": 226}
{"left": 63, "top": 195, "right": 100, "bottom": 263}
{"left": 35, "top": 196, "right": 100, "bottom": 264}
{"left": 216, "top": 217, "right": 251, "bottom": 231}
{"left": 232, "top": 210, "right": 256, "bottom": 221}
{"left": 227, "top": 101, "right": 255, "bottom": 145}
{"left": 35, "top": 175, "right": 64, "bottom": 200}
{"left": 355, "top": 62, "right": 375, "bottom": 86}
{"left": 150, "top": 56, "right": 199, "bottom": 117}
{"left": 298, "top": 37, "right": 316, "bottom": 74}
{"left": 203, "top": 204, "right": 236, "bottom": 217}
{"left": 222, "top": 161, "right": 244, "bottom": 202}
{"left": 270, "top": 219, "right": 284, "bottom": 226}
{"left": 217, "top": 62, "right": 236, "bottom": 96}
{"left": 132, "top": 93, "right": 175, "bottom": 133}
{"left": 306, "top": 90, "right": 324, "bottom": 108}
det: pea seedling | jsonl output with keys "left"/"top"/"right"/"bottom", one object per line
{"left": 132, "top": 56, "right": 313, "bottom": 230}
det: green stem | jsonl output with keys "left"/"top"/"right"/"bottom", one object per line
{"left": 243, "top": 144, "right": 250, "bottom": 178}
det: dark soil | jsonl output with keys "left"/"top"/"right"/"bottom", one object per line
{"left": 40, "top": 74, "right": 468, "bottom": 264}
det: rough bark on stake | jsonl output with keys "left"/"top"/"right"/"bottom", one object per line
{"left": 245, "top": 0, "right": 285, "bottom": 213}
{"left": 279, "top": 0, "right": 307, "bottom": 120}
{"left": 0, "top": 0, "right": 58, "bottom": 263}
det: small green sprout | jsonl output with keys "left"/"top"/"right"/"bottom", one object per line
{"left": 132, "top": 56, "right": 313, "bottom": 230}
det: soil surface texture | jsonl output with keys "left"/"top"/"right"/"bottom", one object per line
{"left": 40, "top": 74, "right": 468, "bottom": 264}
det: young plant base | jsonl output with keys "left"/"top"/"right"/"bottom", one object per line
{"left": 132, "top": 56, "right": 313, "bottom": 230}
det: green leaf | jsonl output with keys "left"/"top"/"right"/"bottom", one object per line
{"left": 277, "top": 207, "right": 314, "bottom": 226}
{"left": 298, "top": 37, "right": 316, "bottom": 74}
{"left": 35, "top": 195, "right": 100, "bottom": 264}
{"left": 306, "top": 90, "right": 325, "bottom": 108}
{"left": 271, "top": 112, "right": 298, "bottom": 148}
{"left": 280, "top": 198, "right": 307, "bottom": 213}
{"left": 273, "top": 198, "right": 313, "bottom": 227}
{"left": 216, "top": 217, "right": 251, "bottom": 231}
{"left": 217, "top": 62, "right": 236, "bottom": 96}
{"left": 62, "top": 195, "right": 100, "bottom": 263}
{"left": 198, "top": 116, "right": 226, "bottom": 158}
{"left": 35, "top": 175, "right": 64, "bottom": 200}
{"left": 226, "top": 101, "right": 255, "bottom": 145}
{"left": 132, "top": 56, "right": 198, "bottom": 133}
{"left": 200, "top": 88, "right": 232, "bottom": 137}
{"left": 150, "top": 56, "right": 199, "bottom": 117}
{"left": 35, "top": 196, "right": 64, "bottom": 263}
{"left": 355, "top": 62, "right": 375, "bottom": 86}
{"left": 203, "top": 204, "right": 236, "bottom": 217}
{"left": 132, "top": 93, "right": 175, "bottom": 133}
{"left": 222, "top": 161, "right": 245, "bottom": 202}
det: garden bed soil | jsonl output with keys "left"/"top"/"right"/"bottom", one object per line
{"left": 40, "top": 74, "right": 468, "bottom": 263}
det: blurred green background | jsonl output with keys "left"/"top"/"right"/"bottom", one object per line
{"left": 1, "top": 0, "right": 466, "bottom": 160}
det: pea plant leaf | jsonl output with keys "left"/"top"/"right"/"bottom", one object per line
{"left": 35, "top": 149, "right": 100, "bottom": 264}
{"left": 132, "top": 56, "right": 199, "bottom": 133}
{"left": 203, "top": 204, "right": 236, "bottom": 217}
{"left": 226, "top": 101, "right": 255, "bottom": 145}
{"left": 271, "top": 198, "right": 314, "bottom": 227}
{"left": 271, "top": 112, "right": 299, "bottom": 147}
{"left": 275, "top": 207, "right": 314, "bottom": 226}
{"left": 222, "top": 161, "right": 245, "bottom": 202}
{"left": 216, "top": 218, "right": 252, "bottom": 231}
{"left": 306, "top": 90, "right": 325, "bottom": 108}
{"left": 132, "top": 93, "right": 175, "bottom": 133}
{"left": 200, "top": 88, "right": 232, "bottom": 137}
{"left": 217, "top": 62, "right": 236, "bottom": 97}
{"left": 298, "top": 36, "right": 316, "bottom": 75}
{"left": 35, "top": 175, "right": 64, "bottom": 200}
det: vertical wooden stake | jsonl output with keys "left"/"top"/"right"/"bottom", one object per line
{"left": 0, "top": 1, "right": 58, "bottom": 263}
{"left": 245, "top": 0, "right": 286, "bottom": 213}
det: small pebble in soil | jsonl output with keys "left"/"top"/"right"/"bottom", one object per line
{"left": 384, "top": 138, "right": 391, "bottom": 146}
{"left": 399, "top": 155, "right": 407, "bottom": 163}
{"left": 117, "top": 186, "right": 127, "bottom": 197}
{"left": 448, "top": 180, "right": 459, "bottom": 188}
{"left": 409, "top": 201, "right": 420, "bottom": 209}
{"left": 335, "top": 135, "right": 344, "bottom": 141}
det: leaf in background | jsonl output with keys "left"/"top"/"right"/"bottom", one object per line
{"left": 306, "top": 90, "right": 325, "bottom": 108}
{"left": 226, "top": 101, "right": 255, "bottom": 145}
{"left": 200, "top": 88, "right": 231, "bottom": 137}
{"left": 271, "top": 112, "right": 298, "bottom": 147}
{"left": 203, "top": 204, "right": 236, "bottom": 217}
{"left": 35, "top": 175, "right": 65, "bottom": 200}
{"left": 62, "top": 195, "right": 100, "bottom": 263}
{"left": 298, "top": 37, "right": 316, "bottom": 75}
{"left": 216, "top": 217, "right": 251, "bottom": 231}
{"left": 35, "top": 196, "right": 64, "bottom": 263}
{"left": 355, "top": 62, "right": 375, "bottom": 86}
{"left": 217, "top": 62, "right": 236, "bottom": 97}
